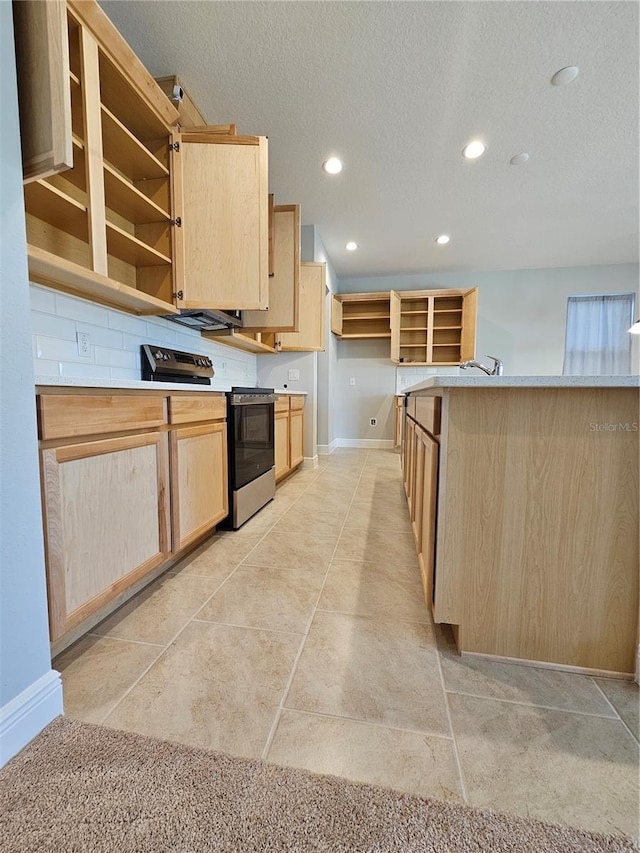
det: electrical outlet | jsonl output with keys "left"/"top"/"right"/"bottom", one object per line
{"left": 349, "top": 377, "right": 356, "bottom": 386}
{"left": 76, "top": 332, "right": 90, "bottom": 357}
{"left": 370, "top": 418, "right": 377, "bottom": 427}
{"left": 288, "top": 368, "right": 300, "bottom": 381}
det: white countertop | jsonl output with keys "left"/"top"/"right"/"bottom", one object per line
{"left": 34, "top": 375, "right": 307, "bottom": 395}
{"left": 405, "top": 375, "right": 640, "bottom": 393}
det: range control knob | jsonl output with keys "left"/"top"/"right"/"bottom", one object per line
{"left": 154, "top": 350, "right": 163, "bottom": 359}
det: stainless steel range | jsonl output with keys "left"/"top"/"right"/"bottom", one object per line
{"left": 140, "top": 344, "right": 213, "bottom": 384}
{"left": 225, "top": 387, "right": 277, "bottom": 529}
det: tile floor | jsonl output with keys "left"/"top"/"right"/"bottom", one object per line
{"left": 55, "top": 449, "right": 640, "bottom": 839}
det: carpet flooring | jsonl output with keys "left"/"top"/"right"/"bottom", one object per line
{"left": 0, "top": 717, "right": 637, "bottom": 853}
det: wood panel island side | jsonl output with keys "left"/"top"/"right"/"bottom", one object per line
{"left": 402, "top": 376, "right": 639, "bottom": 676}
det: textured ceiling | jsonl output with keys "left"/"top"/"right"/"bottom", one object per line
{"left": 99, "top": 1, "right": 639, "bottom": 278}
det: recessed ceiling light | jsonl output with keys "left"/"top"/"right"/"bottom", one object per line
{"left": 435, "top": 235, "right": 450, "bottom": 245}
{"left": 345, "top": 241, "right": 358, "bottom": 251}
{"left": 322, "top": 157, "right": 343, "bottom": 174}
{"left": 551, "top": 66, "right": 579, "bottom": 86}
{"left": 462, "top": 140, "right": 486, "bottom": 160}
{"left": 510, "top": 153, "right": 530, "bottom": 166}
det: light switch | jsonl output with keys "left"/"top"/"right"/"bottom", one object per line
{"left": 349, "top": 377, "right": 356, "bottom": 386}
{"left": 288, "top": 368, "right": 300, "bottom": 381}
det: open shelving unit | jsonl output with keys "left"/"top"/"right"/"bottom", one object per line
{"left": 331, "top": 292, "right": 391, "bottom": 339}
{"left": 21, "top": 1, "right": 181, "bottom": 315}
{"left": 390, "top": 288, "right": 477, "bottom": 365}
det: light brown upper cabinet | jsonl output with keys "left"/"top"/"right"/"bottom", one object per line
{"left": 276, "top": 262, "right": 326, "bottom": 351}
{"left": 390, "top": 288, "right": 477, "bottom": 365}
{"left": 16, "top": 0, "right": 269, "bottom": 317}
{"left": 171, "top": 129, "right": 269, "bottom": 311}
{"left": 242, "top": 204, "right": 300, "bottom": 331}
{"left": 331, "top": 292, "right": 391, "bottom": 339}
{"left": 13, "top": 0, "right": 74, "bottom": 182}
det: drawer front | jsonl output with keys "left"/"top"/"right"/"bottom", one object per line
{"left": 405, "top": 395, "right": 416, "bottom": 420}
{"left": 414, "top": 395, "right": 441, "bottom": 436}
{"left": 38, "top": 395, "right": 166, "bottom": 440}
{"left": 169, "top": 395, "right": 226, "bottom": 425}
{"left": 289, "top": 395, "right": 305, "bottom": 411}
{"left": 275, "top": 396, "right": 289, "bottom": 413}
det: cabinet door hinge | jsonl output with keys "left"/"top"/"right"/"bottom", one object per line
{"left": 173, "top": 290, "right": 184, "bottom": 300}
{"left": 170, "top": 217, "right": 182, "bottom": 227}
{"left": 170, "top": 141, "right": 180, "bottom": 152}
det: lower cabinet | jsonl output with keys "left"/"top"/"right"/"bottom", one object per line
{"left": 170, "top": 422, "right": 228, "bottom": 552}
{"left": 274, "top": 394, "right": 305, "bottom": 482}
{"left": 40, "top": 431, "right": 171, "bottom": 641}
{"left": 37, "top": 388, "right": 228, "bottom": 650}
{"left": 402, "top": 414, "right": 439, "bottom": 610}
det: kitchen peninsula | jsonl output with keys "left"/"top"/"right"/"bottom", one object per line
{"left": 402, "top": 375, "right": 639, "bottom": 676}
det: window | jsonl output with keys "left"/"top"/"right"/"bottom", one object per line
{"left": 563, "top": 293, "right": 635, "bottom": 375}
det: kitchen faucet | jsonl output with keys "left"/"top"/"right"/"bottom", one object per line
{"left": 459, "top": 355, "right": 504, "bottom": 376}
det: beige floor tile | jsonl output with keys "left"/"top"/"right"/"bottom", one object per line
{"left": 104, "top": 621, "right": 300, "bottom": 758}
{"left": 241, "top": 530, "right": 338, "bottom": 571}
{"left": 91, "top": 572, "right": 221, "bottom": 645}
{"left": 334, "top": 526, "right": 418, "bottom": 566}
{"left": 286, "top": 611, "right": 449, "bottom": 735}
{"left": 271, "top": 505, "right": 347, "bottom": 537}
{"left": 319, "top": 558, "right": 428, "bottom": 623}
{"left": 595, "top": 678, "right": 640, "bottom": 741}
{"left": 196, "top": 564, "right": 325, "bottom": 633}
{"left": 344, "top": 503, "right": 413, "bottom": 532}
{"left": 448, "top": 692, "right": 640, "bottom": 837}
{"left": 177, "top": 533, "right": 264, "bottom": 579}
{"left": 54, "top": 635, "right": 163, "bottom": 724}
{"left": 441, "top": 653, "right": 618, "bottom": 716}
{"left": 268, "top": 710, "right": 462, "bottom": 801}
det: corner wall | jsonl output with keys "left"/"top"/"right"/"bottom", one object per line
{"left": 0, "top": 4, "right": 63, "bottom": 766}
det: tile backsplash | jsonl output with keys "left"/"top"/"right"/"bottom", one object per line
{"left": 30, "top": 284, "right": 257, "bottom": 390}
{"left": 395, "top": 365, "right": 458, "bottom": 393}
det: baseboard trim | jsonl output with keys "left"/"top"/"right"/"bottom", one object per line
{"left": 317, "top": 440, "right": 338, "bottom": 456}
{"left": 0, "top": 669, "right": 63, "bottom": 767}
{"left": 336, "top": 439, "right": 395, "bottom": 449}
{"left": 301, "top": 455, "right": 318, "bottom": 470}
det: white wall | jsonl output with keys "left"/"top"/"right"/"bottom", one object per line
{"left": 0, "top": 4, "right": 62, "bottom": 766}
{"left": 333, "top": 340, "right": 397, "bottom": 444}
{"left": 339, "top": 263, "right": 639, "bottom": 376}
{"left": 31, "top": 285, "right": 257, "bottom": 390}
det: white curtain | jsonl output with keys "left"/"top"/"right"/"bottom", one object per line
{"left": 563, "top": 293, "right": 635, "bottom": 375}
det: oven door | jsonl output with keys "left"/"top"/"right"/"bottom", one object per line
{"left": 228, "top": 400, "right": 275, "bottom": 490}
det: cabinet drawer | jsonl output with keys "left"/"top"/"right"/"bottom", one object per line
{"left": 405, "top": 395, "right": 416, "bottom": 420}
{"left": 414, "top": 396, "right": 441, "bottom": 436}
{"left": 38, "top": 395, "right": 166, "bottom": 440}
{"left": 275, "top": 396, "right": 289, "bottom": 413}
{"left": 168, "top": 395, "right": 226, "bottom": 425}
{"left": 289, "top": 395, "right": 305, "bottom": 411}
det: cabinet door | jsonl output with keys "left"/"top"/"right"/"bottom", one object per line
{"left": 275, "top": 411, "right": 290, "bottom": 481}
{"left": 390, "top": 290, "right": 401, "bottom": 363}
{"left": 40, "top": 432, "right": 170, "bottom": 641}
{"left": 331, "top": 296, "right": 343, "bottom": 336}
{"left": 460, "top": 287, "right": 478, "bottom": 361}
{"left": 170, "top": 422, "right": 228, "bottom": 552}
{"left": 418, "top": 430, "right": 439, "bottom": 609}
{"left": 13, "top": 0, "right": 73, "bottom": 182}
{"left": 277, "top": 262, "right": 326, "bottom": 351}
{"left": 289, "top": 409, "right": 304, "bottom": 469}
{"left": 174, "top": 129, "right": 269, "bottom": 310}
{"left": 243, "top": 204, "right": 300, "bottom": 331}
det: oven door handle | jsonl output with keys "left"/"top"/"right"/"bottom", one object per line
{"left": 229, "top": 394, "right": 278, "bottom": 405}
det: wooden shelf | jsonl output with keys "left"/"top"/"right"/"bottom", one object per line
{"left": 343, "top": 312, "right": 390, "bottom": 320}
{"left": 202, "top": 329, "right": 278, "bottom": 354}
{"left": 24, "top": 180, "right": 87, "bottom": 242}
{"left": 341, "top": 332, "right": 391, "bottom": 339}
{"left": 27, "top": 244, "right": 177, "bottom": 315}
{"left": 69, "top": 70, "right": 80, "bottom": 88}
{"left": 101, "top": 105, "right": 168, "bottom": 181}
{"left": 103, "top": 163, "right": 170, "bottom": 223}
{"left": 105, "top": 222, "right": 171, "bottom": 267}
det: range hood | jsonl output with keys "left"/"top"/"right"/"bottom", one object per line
{"left": 164, "top": 309, "right": 242, "bottom": 332}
